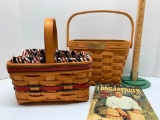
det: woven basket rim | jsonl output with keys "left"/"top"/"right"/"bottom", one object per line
{"left": 7, "top": 60, "right": 92, "bottom": 73}
{"left": 7, "top": 59, "right": 92, "bottom": 67}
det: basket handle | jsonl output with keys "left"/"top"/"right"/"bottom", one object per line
{"left": 44, "top": 18, "right": 58, "bottom": 63}
{"left": 66, "top": 10, "right": 134, "bottom": 48}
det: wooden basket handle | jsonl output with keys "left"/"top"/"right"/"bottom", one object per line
{"left": 44, "top": 18, "right": 58, "bottom": 63}
{"left": 66, "top": 10, "right": 134, "bottom": 48}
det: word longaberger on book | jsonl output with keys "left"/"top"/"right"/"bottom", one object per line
{"left": 87, "top": 84, "right": 159, "bottom": 120}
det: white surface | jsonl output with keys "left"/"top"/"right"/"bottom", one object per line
{"left": 1, "top": 0, "right": 160, "bottom": 79}
{"left": 0, "top": 0, "right": 23, "bottom": 79}
{"left": 155, "top": 37, "right": 160, "bottom": 77}
{"left": 0, "top": 77, "right": 159, "bottom": 120}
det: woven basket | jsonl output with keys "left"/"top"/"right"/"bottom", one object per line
{"left": 7, "top": 18, "right": 92, "bottom": 104}
{"left": 66, "top": 10, "right": 134, "bottom": 85}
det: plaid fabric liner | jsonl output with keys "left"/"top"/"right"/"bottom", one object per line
{"left": 11, "top": 49, "right": 91, "bottom": 63}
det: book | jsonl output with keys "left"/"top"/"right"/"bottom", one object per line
{"left": 87, "top": 84, "right": 159, "bottom": 120}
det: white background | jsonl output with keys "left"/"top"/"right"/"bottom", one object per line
{"left": 0, "top": 0, "right": 160, "bottom": 79}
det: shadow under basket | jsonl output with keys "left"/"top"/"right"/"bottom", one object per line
{"left": 7, "top": 18, "right": 92, "bottom": 104}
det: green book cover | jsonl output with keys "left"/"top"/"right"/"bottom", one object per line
{"left": 87, "top": 84, "right": 159, "bottom": 120}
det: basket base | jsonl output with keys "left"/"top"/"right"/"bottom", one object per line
{"left": 15, "top": 88, "right": 89, "bottom": 104}
{"left": 121, "top": 76, "right": 151, "bottom": 89}
{"left": 17, "top": 96, "right": 89, "bottom": 104}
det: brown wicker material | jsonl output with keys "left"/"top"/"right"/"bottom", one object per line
{"left": 15, "top": 88, "right": 89, "bottom": 103}
{"left": 7, "top": 18, "right": 92, "bottom": 104}
{"left": 66, "top": 10, "right": 134, "bottom": 85}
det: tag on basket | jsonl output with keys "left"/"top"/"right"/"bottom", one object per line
{"left": 88, "top": 43, "right": 106, "bottom": 49}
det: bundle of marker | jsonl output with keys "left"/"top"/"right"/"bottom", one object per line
{"left": 11, "top": 49, "right": 91, "bottom": 63}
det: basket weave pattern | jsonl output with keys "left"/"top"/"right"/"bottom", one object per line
{"left": 10, "top": 70, "right": 91, "bottom": 103}
{"left": 68, "top": 42, "right": 129, "bottom": 84}
{"left": 7, "top": 18, "right": 92, "bottom": 104}
{"left": 67, "top": 10, "right": 134, "bottom": 85}
{"left": 11, "top": 70, "right": 91, "bottom": 87}
{"left": 91, "top": 50, "right": 128, "bottom": 84}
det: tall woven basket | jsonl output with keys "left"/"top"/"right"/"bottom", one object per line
{"left": 66, "top": 10, "right": 134, "bottom": 85}
{"left": 7, "top": 18, "right": 92, "bottom": 104}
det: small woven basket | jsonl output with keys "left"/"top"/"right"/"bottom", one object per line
{"left": 66, "top": 10, "right": 134, "bottom": 85}
{"left": 7, "top": 18, "right": 92, "bottom": 104}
